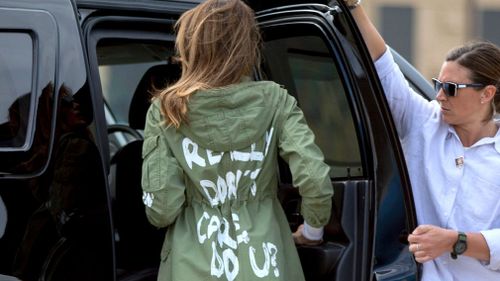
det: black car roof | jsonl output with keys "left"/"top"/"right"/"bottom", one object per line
{"left": 75, "top": 0, "right": 331, "bottom": 12}
{"left": 74, "top": 0, "right": 199, "bottom": 11}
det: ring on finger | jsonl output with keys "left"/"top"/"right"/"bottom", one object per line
{"left": 416, "top": 243, "right": 421, "bottom": 251}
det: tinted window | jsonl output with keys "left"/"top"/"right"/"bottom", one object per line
{"left": 262, "top": 29, "right": 362, "bottom": 178}
{"left": 0, "top": 32, "right": 33, "bottom": 149}
{"left": 0, "top": 42, "right": 113, "bottom": 279}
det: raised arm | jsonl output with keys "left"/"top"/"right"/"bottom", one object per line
{"left": 345, "top": 1, "right": 436, "bottom": 139}
{"left": 347, "top": 2, "right": 387, "bottom": 61}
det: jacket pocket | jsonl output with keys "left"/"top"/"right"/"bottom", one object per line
{"left": 142, "top": 135, "right": 162, "bottom": 192}
{"left": 142, "top": 135, "right": 159, "bottom": 159}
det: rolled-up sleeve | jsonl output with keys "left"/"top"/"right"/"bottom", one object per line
{"left": 480, "top": 229, "right": 500, "bottom": 271}
{"left": 141, "top": 102, "right": 185, "bottom": 228}
{"left": 278, "top": 93, "right": 333, "bottom": 228}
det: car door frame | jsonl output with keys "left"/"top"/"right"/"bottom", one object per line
{"left": 254, "top": 2, "right": 419, "bottom": 280}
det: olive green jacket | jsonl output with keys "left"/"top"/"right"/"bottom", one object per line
{"left": 141, "top": 80, "right": 333, "bottom": 281}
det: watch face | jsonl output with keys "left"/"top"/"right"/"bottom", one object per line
{"left": 455, "top": 242, "right": 467, "bottom": 254}
{"left": 454, "top": 232, "right": 468, "bottom": 255}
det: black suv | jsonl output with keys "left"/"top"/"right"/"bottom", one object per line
{"left": 0, "top": 0, "right": 433, "bottom": 280}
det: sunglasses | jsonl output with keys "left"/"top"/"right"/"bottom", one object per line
{"left": 432, "top": 78, "right": 484, "bottom": 97}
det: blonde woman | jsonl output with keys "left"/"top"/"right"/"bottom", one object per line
{"left": 141, "top": 0, "right": 334, "bottom": 280}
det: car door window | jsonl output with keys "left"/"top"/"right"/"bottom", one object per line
{"left": 261, "top": 27, "right": 363, "bottom": 178}
{"left": 96, "top": 39, "right": 179, "bottom": 157}
{"left": 259, "top": 14, "right": 418, "bottom": 280}
{"left": 259, "top": 20, "right": 369, "bottom": 281}
{"left": 0, "top": 6, "right": 59, "bottom": 176}
{"left": 0, "top": 33, "right": 33, "bottom": 151}
{"left": 98, "top": 40, "right": 175, "bottom": 125}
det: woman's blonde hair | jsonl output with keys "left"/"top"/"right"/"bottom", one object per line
{"left": 156, "top": 0, "right": 261, "bottom": 127}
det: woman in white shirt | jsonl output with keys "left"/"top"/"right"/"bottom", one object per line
{"left": 344, "top": 1, "right": 500, "bottom": 280}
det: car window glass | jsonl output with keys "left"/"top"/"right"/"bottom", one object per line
{"left": 0, "top": 33, "right": 33, "bottom": 149}
{"left": 97, "top": 40, "right": 174, "bottom": 124}
{"left": 262, "top": 30, "right": 363, "bottom": 178}
{"left": 96, "top": 39, "right": 178, "bottom": 157}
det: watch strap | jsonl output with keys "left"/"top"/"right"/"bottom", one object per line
{"left": 451, "top": 231, "right": 467, "bottom": 260}
{"left": 344, "top": 0, "right": 362, "bottom": 9}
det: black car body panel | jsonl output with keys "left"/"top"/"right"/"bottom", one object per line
{"left": 0, "top": 0, "right": 431, "bottom": 280}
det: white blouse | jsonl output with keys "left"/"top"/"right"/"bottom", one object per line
{"left": 375, "top": 48, "right": 500, "bottom": 281}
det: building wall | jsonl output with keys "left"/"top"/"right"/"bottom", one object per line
{"left": 363, "top": 0, "right": 500, "bottom": 80}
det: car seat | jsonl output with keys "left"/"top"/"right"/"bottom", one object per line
{"left": 110, "top": 63, "right": 181, "bottom": 278}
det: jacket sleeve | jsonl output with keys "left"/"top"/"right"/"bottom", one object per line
{"left": 141, "top": 102, "right": 185, "bottom": 228}
{"left": 277, "top": 91, "right": 333, "bottom": 228}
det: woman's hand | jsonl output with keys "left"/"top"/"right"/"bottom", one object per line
{"left": 408, "top": 224, "right": 456, "bottom": 263}
{"left": 292, "top": 224, "right": 323, "bottom": 246}
{"left": 343, "top": 0, "right": 361, "bottom": 8}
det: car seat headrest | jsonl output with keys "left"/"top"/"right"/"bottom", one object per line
{"left": 128, "top": 64, "right": 181, "bottom": 130}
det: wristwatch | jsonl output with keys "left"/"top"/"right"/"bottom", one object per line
{"left": 344, "top": 0, "right": 362, "bottom": 9}
{"left": 451, "top": 231, "right": 467, "bottom": 259}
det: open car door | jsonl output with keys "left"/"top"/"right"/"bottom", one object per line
{"left": 249, "top": 1, "right": 420, "bottom": 280}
